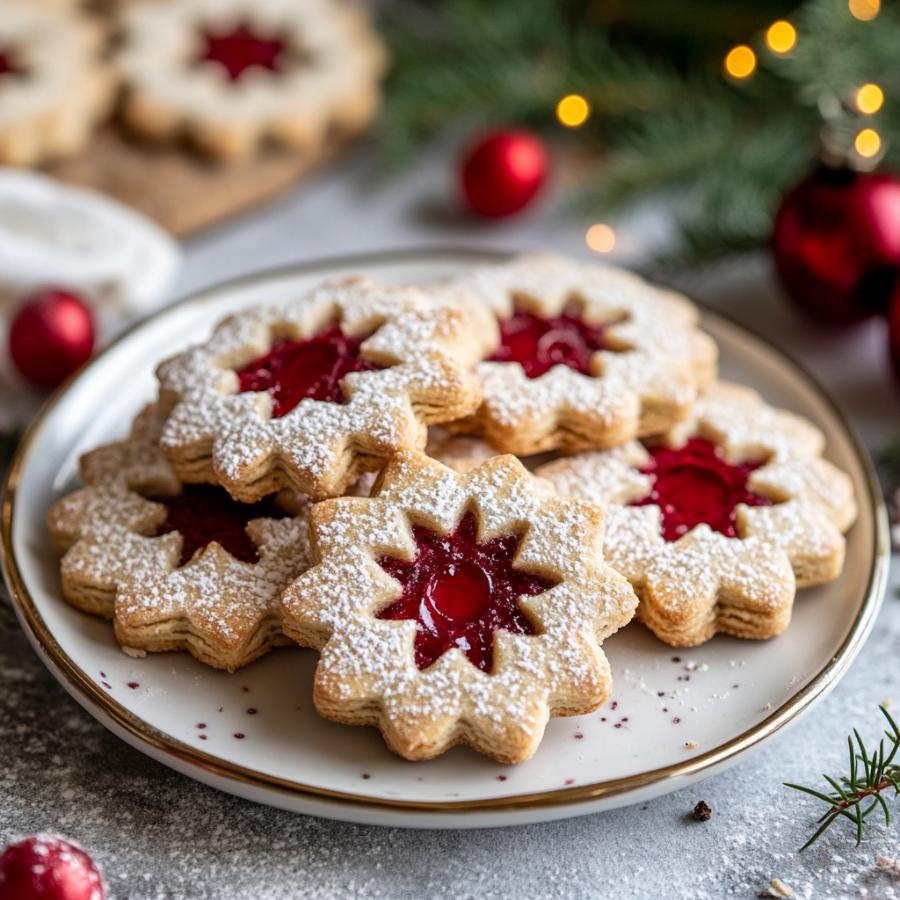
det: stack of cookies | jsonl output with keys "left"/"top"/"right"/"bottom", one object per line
{"left": 48, "top": 253, "right": 857, "bottom": 764}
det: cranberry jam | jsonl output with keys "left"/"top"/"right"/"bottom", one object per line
{"left": 197, "top": 23, "right": 286, "bottom": 81}
{"left": 235, "top": 325, "right": 382, "bottom": 417}
{"left": 377, "top": 512, "right": 554, "bottom": 672}
{"left": 153, "top": 484, "right": 285, "bottom": 566}
{"left": 487, "top": 308, "right": 606, "bottom": 379}
{"left": 630, "top": 437, "right": 771, "bottom": 541}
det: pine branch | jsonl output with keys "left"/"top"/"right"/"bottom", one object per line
{"left": 379, "top": 0, "right": 900, "bottom": 264}
{"left": 785, "top": 706, "right": 900, "bottom": 850}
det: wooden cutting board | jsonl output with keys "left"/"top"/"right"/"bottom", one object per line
{"left": 46, "top": 127, "right": 348, "bottom": 237}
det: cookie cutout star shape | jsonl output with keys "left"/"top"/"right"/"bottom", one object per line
{"left": 156, "top": 275, "right": 484, "bottom": 502}
{"left": 47, "top": 403, "right": 314, "bottom": 671}
{"left": 437, "top": 252, "right": 718, "bottom": 454}
{"left": 0, "top": 4, "right": 114, "bottom": 165}
{"left": 536, "top": 381, "right": 857, "bottom": 647}
{"left": 280, "top": 452, "right": 638, "bottom": 763}
{"left": 117, "top": 0, "right": 386, "bottom": 161}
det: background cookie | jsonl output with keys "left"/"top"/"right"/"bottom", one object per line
{"left": 0, "top": 2, "right": 115, "bottom": 166}
{"left": 117, "top": 0, "right": 385, "bottom": 161}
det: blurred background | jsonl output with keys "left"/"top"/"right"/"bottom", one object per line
{"left": 1, "top": 0, "right": 899, "bottom": 454}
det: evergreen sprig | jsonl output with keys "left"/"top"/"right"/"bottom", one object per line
{"left": 785, "top": 706, "right": 900, "bottom": 849}
{"left": 380, "top": 0, "right": 900, "bottom": 266}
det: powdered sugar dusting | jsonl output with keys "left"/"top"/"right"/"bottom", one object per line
{"left": 536, "top": 381, "right": 857, "bottom": 644}
{"left": 156, "top": 276, "right": 482, "bottom": 499}
{"left": 47, "top": 404, "right": 314, "bottom": 669}
{"left": 436, "top": 252, "right": 717, "bottom": 451}
{"left": 281, "top": 453, "right": 638, "bottom": 760}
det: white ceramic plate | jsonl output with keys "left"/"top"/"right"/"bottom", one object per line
{"left": 1, "top": 250, "right": 889, "bottom": 829}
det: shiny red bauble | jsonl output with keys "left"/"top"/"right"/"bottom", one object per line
{"left": 0, "top": 834, "right": 106, "bottom": 900}
{"left": 459, "top": 129, "right": 548, "bottom": 218}
{"left": 8, "top": 289, "right": 95, "bottom": 389}
{"left": 772, "top": 165, "right": 900, "bottom": 325}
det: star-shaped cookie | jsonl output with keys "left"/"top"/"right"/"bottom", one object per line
{"left": 280, "top": 452, "right": 638, "bottom": 763}
{"left": 156, "top": 275, "right": 484, "bottom": 502}
{"left": 536, "top": 381, "right": 857, "bottom": 646}
{"left": 48, "top": 403, "right": 314, "bottom": 671}
{"left": 436, "top": 252, "right": 718, "bottom": 454}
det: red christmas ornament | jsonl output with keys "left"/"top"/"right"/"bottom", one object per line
{"left": 459, "top": 129, "right": 548, "bottom": 218}
{"left": 8, "top": 289, "right": 95, "bottom": 389}
{"left": 773, "top": 165, "right": 900, "bottom": 325}
{"left": 0, "top": 834, "right": 106, "bottom": 900}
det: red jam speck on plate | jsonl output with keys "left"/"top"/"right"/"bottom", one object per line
{"left": 488, "top": 308, "right": 607, "bottom": 379}
{"left": 630, "top": 437, "right": 772, "bottom": 541}
{"left": 236, "top": 325, "right": 382, "bottom": 417}
{"left": 377, "top": 512, "right": 555, "bottom": 673}
{"left": 153, "top": 484, "right": 285, "bottom": 567}
{"left": 198, "top": 23, "right": 286, "bottom": 81}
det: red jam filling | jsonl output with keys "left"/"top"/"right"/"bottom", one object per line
{"left": 235, "top": 325, "right": 383, "bottom": 417}
{"left": 630, "top": 437, "right": 772, "bottom": 541}
{"left": 0, "top": 48, "right": 21, "bottom": 78}
{"left": 197, "top": 23, "right": 286, "bottom": 81}
{"left": 487, "top": 307, "right": 607, "bottom": 378}
{"left": 376, "top": 512, "right": 554, "bottom": 673}
{"left": 153, "top": 484, "right": 285, "bottom": 567}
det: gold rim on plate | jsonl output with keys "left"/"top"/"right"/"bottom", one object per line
{"left": 0, "top": 249, "right": 890, "bottom": 817}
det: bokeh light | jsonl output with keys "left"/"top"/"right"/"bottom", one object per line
{"left": 724, "top": 45, "right": 757, "bottom": 79}
{"left": 849, "top": 0, "right": 880, "bottom": 21}
{"left": 585, "top": 224, "right": 616, "bottom": 253}
{"left": 856, "top": 83, "right": 884, "bottom": 114}
{"left": 765, "top": 21, "right": 797, "bottom": 54}
{"left": 855, "top": 128, "right": 882, "bottom": 158}
{"left": 556, "top": 94, "right": 590, "bottom": 128}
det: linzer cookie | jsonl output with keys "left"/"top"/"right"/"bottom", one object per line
{"left": 536, "top": 382, "right": 857, "bottom": 647}
{"left": 47, "top": 403, "right": 314, "bottom": 671}
{"left": 116, "top": 0, "right": 386, "bottom": 161}
{"left": 437, "top": 252, "right": 717, "bottom": 455}
{"left": 280, "top": 452, "right": 638, "bottom": 763}
{"left": 0, "top": 3, "right": 114, "bottom": 166}
{"left": 156, "top": 276, "right": 483, "bottom": 502}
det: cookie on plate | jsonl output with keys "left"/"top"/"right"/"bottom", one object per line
{"left": 436, "top": 252, "right": 717, "bottom": 455}
{"left": 536, "top": 381, "right": 857, "bottom": 646}
{"left": 156, "top": 275, "right": 484, "bottom": 502}
{"left": 280, "top": 452, "right": 638, "bottom": 763}
{"left": 117, "top": 0, "right": 385, "bottom": 161}
{"left": 0, "top": 3, "right": 114, "bottom": 166}
{"left": 47, "top": 403, "right": 314, "bottom": 671}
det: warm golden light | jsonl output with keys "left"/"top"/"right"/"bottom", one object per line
{"left": 585, "top": 224, "right": 616, "bottom": 254}
{"left": 855, "top": 128, "right": 882, "bottom": 158}
{"left": 856, "top": 83, "right": 884, "bottom": 114}
{"left": 556, "top": 94, "right": 590, "bottom": 128}
{"left": 849, "top": 0, "right": 880, "bottom": 21}
{"left": 724, "top": 45, "right": 757, "bottom": 79}
{"left": 765, "top": 21, "right": 797, "bottom": 54}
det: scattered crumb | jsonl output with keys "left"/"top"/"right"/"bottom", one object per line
{"left": 763, "top": 702, "right": 773, "bottom": 711}
{"left": 121, "top": 646, "right": 146, "bottom": 659}
{"left": 876, "top": 856, "right": 900, "bottom": 875}
{"left": 759, "top": 878, "right": 793, "bottom": 897}
{"left": 685, "top": 740, "right": 699, "bottom": 750}
{"left": 882, "top": 698, "right": 894, "bottom": 710}
{"left": 691, "top": 800, "right": 712, "bottom": 821}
